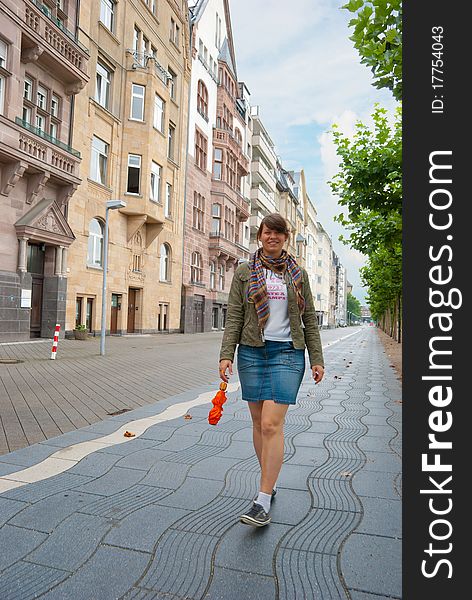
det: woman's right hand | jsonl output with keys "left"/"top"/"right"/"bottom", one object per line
{"left": 219, "top": 360, "right": 233, "bottom": 383}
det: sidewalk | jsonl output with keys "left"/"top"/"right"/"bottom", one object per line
{"left": 0, "top": 328, "right": 402, "bottom": 599}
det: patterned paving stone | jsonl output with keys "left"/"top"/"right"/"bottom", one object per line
{"left": 137, "top": 530, "right": 216, "bottom": 599}
{"left": 67, "top": 451, "right": 122, "bottom": 477}
{"left": 27, "top": 513, "right": 112, "bottom": 571}
{"left": 355, "top": 496, "right": 402, "bottom": 539}
{"left": 352, "top": 470, "right": 401, "bottom": 501}
{"left": 9, "top": 490, "right": 99, "bottom": 533}
{"left": 204, "top": 566, "right": 275, "bottom": 600}
{"left": 0, "top": 524, "right": 47, "bottom": 571}
{"left": 104, "top": 504, "right": 191, "bottom": 553}
{"left": 39, "top": 545, "right": 150, "bottom": 600}
{"left": 187, "top": 455, "right": 242, "bottom": 481}
{"left": 140, "top": 461, "right": 190, "bottom": 489}
{"left": 155, "top": 477, "right": 223, "bottom": 510}
{"left": 0, "top": 473, "right": 92, "bottom": 503}
{"left": 362, "top": 451, "right": 401, "bottom": 473}
{"left": 74, "top": 467, "right": 144, "bottom": 497}
{"left": 341, "top": 533, "right": 402, "bottom": 598}
{"left": 80, "top": 485, "right": 172, "bottom": 520}
{"left": 0, "top": 561, "right": 68, "bottom": 600}
{"left": 214, "top": 521, "right": 291, "bottom": 576}
{"left": 0, "top": 496, "right": 30, "bottom": 527}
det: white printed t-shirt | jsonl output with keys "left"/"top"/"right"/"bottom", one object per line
{"left": 263, "top": 269, "right": 291, "bottom": 341}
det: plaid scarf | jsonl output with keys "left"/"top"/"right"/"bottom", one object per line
{"left": 247, "top": 248, "right": 305, "bottom": 329}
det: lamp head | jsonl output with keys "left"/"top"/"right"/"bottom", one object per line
{"left": 106, "top": 200, "right": 126, "bottom": 210}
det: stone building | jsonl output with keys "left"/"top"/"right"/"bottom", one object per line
{"left": 181, "top": 0, "right": 251, "bottom": 333}
{"left": 314, "top": 221, "right": 333, "bottom": 328}
{"left": 0, "top": 0, "right": 89, "bottom": 341}
{"left": 65, "top": 0, "right": 191, "bottom": 336}
{"left": 275, "top": 160, "right": 298, "bottom": 257}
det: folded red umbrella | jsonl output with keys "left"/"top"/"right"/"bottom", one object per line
{"left": 208, "top": 381, "right": 228, "bottom": 425}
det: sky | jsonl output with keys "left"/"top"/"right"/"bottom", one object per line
{"left": 229, "top": 0, "right": 398, "bottom": 305}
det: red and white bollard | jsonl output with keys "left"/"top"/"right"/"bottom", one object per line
{"left": 50, "top": 324, "right": 60, "bottom": 360}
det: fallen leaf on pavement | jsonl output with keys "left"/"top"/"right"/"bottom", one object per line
{"left": 184, "top": 413, "right": 192, "bottom": 420}
{"left": 340, "top": 471, "right": 352, "bottom": 477}
{"left": 124, "top": 431, "right": 135, "bottom": 438}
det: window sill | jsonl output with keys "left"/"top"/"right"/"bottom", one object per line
{"left": 124, "top": 192, "right": 142, "bottom": 197}
{"left": 86, "top": 264, "right": 103, "bottom": 271}
{"left": 170, "top": 98, "right": 179, "bottom": 109}
{"left": 129, "top": 118, "right": 145, "bottom": 123}
{"left": 170, "top": 39, "right": 181, "bottom": 53}
{"left": 90, "top": 98, "right": 121, "bottom": 123}
{"left": 159, "top": 279, "right": 172, "bottom": 285}
{"left": 153, "top": 126, "right": 166, "bottom": 137}
{"left": 167, "top": 157, "right": 180, "bottom": 169}
{"left": 150, "top": 199, "right": 162, "bottom": 205}
{"left": 192, "top": 226, "right": 205, "bottom": 235}
{"left": 98, "top": 21, "right": 121, "bottom": 46}
{"left": 87, "top": 179, "right": 113, "bottom": 192}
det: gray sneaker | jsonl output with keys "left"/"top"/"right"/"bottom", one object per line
{"left": 240, "top": 502, "right": 271, "bottom": 527}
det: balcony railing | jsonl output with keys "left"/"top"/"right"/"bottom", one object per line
{"left": 126, "top": 50, "right": 171, "bottom": 87}
{"left": 29, "top": 0, "right": 89, "bottom": 54}
{"left": 16, "top": 117, "right": 81, "bottom": 158}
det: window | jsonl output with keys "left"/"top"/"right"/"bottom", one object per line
{"left": 127, "top": 154, "right": 141, "bottom": 194}
{"left": 130, "top": 84, "right": 145, "bottom": 120}
{"left": 235, "top": 128, "right": 242, "bottom": 146}
{"left": 150, "top": 161, "right": 161, "bottom": 202}
{"left": 191, "top": 252, "right": 202, "bottom": 283}
{"left": 218, "top": 264, "right": 225, "bottom": 291}
{"left": 226, "top": 152, "right": 236, "bottom": 189}
{"left": 132, "top": 254, "right": 142, "bottom": 272}
{"left": 195, "top": 129, "right": 207, "bottom": 171}
{"left": 193, "top": 192, "right": 204, "bottom": 231}
{"left": 0, "top": 76, "right": 4, "bottom": 115}
{"left": 318, "top": 260, "right": 322, "bottom": 267}
{"left": 212, "top": 203, "right": 221, "bottom": 234}
{"left": 24, "top": 77, "right": 33, "bottom": 101}
{"left": 224, "top": 207, "right": 234, "bottom": 240}
{"left": 215, "top": 13, "right": 222, "bottom": 48}
{"left": 168, "top": 122, "right": 175, "bottom": 160}
{"left": 197, "top": 80, "right": 208, "bottom": 120}
{"left": 210, "top": 262, "right": 216, "bottom": 289}
{"left": 168, "top": 68, "right": 176, "bottom": 100}
{"left": 35, "top": 113, "right": 45, "bottom": 132}
{"left": 318, "top": 247, "right": 323, "bottom": 254}
{"left": 50, "top": 122, "right": 58, "bottom": 139}
{"left": 160, "top": 243, "right": 171, "bottom": 281}
{"left": 165, "top": 183, "right": 172, "bottom": 217}
{"left": 87, "top": 218, "right": 104, "bottom": 267}
{"left": 100, "top": 0, "right": 115, "bottom": 31}
{"left": 153, "top": 94, "right": 164, "bottom": 131}
{"left": 133, "top": 26, "right": 140, "bottom": 53}
{"left": 213, "top": 148, "right": 222, "bottom": 179}
{"left": 0, "top": 39, "right": 7, "bottom": 69}
{"left": 90, "top": 136, "right": 109, "bottom": 185}
{"left": 151, "top": 0, "right": 157, "bottom": 16}
{"left": 37, "top": 85, "right": 47, "bottom": 109}
{"left": 96, "top": 62, "right": 111, "bottom": 109}
{"left": 317, "top": 276, "right": 322, "bottom": 284}
{"left": 212, "top": 306, "right": 219, "bottom": 329}
{"left": 170, "top": 18, "right": 179, "bottom": 46}
{"left": 75, "top": 297, "right": 83, "bottom": 328}
{"left": 158, "top": 302, "right": 169, "bottom": 331}
{"left": 22, "top": 106, "right": 31, "bottom": 123}
{"left": 317, "top": 294, "right": 322, "bottom": 302}
{"left": 51, "top": 94, "right": 60, "bottom": 117}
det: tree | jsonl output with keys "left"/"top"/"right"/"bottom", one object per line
{"left": 347, "top": 292, "right": 362, "bottom": 321}
{"left": 330, "top": 103, "right": 402, "bottom": 255}
{"left": 343, "top": 0, "right": 402, "bottom": 100}
{"left": 329, "top": 103, "right": 402, "bottom": 341}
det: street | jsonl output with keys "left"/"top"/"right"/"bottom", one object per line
{"left": 0, "top": 326, "right": 401, "bottom": 599}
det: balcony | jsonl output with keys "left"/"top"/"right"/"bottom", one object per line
{"left": 250, "top": 184, "right": 277, "bottom": 214}
{"left": 213, "top": 127, "right": 249, "bottom": 174}
{"left": 22, "top": 0, "right": 89, "bottom": 90}
{"left": 9, "top": 116, "right": 81, "bottom": 180}
{"left": 251, "top": 157, "right": 276, "bottom": 189}
{"left": 252, "top": 134, "right": 277, "bottom": 168}
{"left": 211, "top": 179, "right": 250, "bottom": 221}
{"left": 126, "top": 50, "right": 172, "bottom": 88}
{"left": 209, "top": 232, "right": 240, "bottom": 265}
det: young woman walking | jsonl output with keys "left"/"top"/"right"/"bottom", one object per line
{"left": 219, "top": 213, "right": 325, "bottom": 527}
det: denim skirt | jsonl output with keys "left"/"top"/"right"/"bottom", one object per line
{"left": 237, "top": 340, "right": 305, "bottom": 405}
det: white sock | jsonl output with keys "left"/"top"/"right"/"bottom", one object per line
{"left": 273, "top": 482, "right": 277, "bottom": 492}
{"left": 256, "top": 492, "right": 272, "bottom": 513}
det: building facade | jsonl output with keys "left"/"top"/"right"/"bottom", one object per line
{"left": 0, "top": 0, "right": 89, "bottom": 341}
{"left": 182, "top": 0, "right": 251, "bottom": 333}
{"left": 275, "top": 160, "right": 298, "bottom": 257}
{"left": 65, "top": 0, "right": 191, "bottom": 336}
{"left": 248, "top": 105, "right": 277, "bottom": 254}
{"left": 314, "top": 222, "right": 332, "bottom": 328}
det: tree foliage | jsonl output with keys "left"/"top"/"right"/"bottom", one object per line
{"left": 329, "top": 103, "right": 402, "bottom": 339}
{"left": 347, "top": 292, "right": 362, "bottom": 319}
{"left": 343, "top": 0, "right": 402, "bottom": 100}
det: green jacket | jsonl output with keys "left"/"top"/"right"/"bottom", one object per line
{"left": 219, "top": 262, "right": 324, "bottom": 367}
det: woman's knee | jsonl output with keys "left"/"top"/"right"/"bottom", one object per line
{"left": 261, "top": 419, "right": 283, "bottom": 438}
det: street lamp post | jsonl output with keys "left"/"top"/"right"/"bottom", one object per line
{"left": 100, "top": 199, "right": 126, "bottom": 356}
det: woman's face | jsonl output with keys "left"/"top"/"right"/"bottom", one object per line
{"left": 259, "top": 224, "right": 288, "bottom": 258}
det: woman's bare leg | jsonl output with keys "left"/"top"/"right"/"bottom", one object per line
{"left": 259, "top": 400, "right": 289, "bottom": 495}
{"left": 248, "top": 401, "right": 263, "bottom": 466}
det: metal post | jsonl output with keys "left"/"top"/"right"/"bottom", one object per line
{"left": 100, "top": 207, "right": 110, "bottom": 356}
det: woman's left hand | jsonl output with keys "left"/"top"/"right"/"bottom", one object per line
{"left": 311, "top": 365, "right": 324, "bottom": 384}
